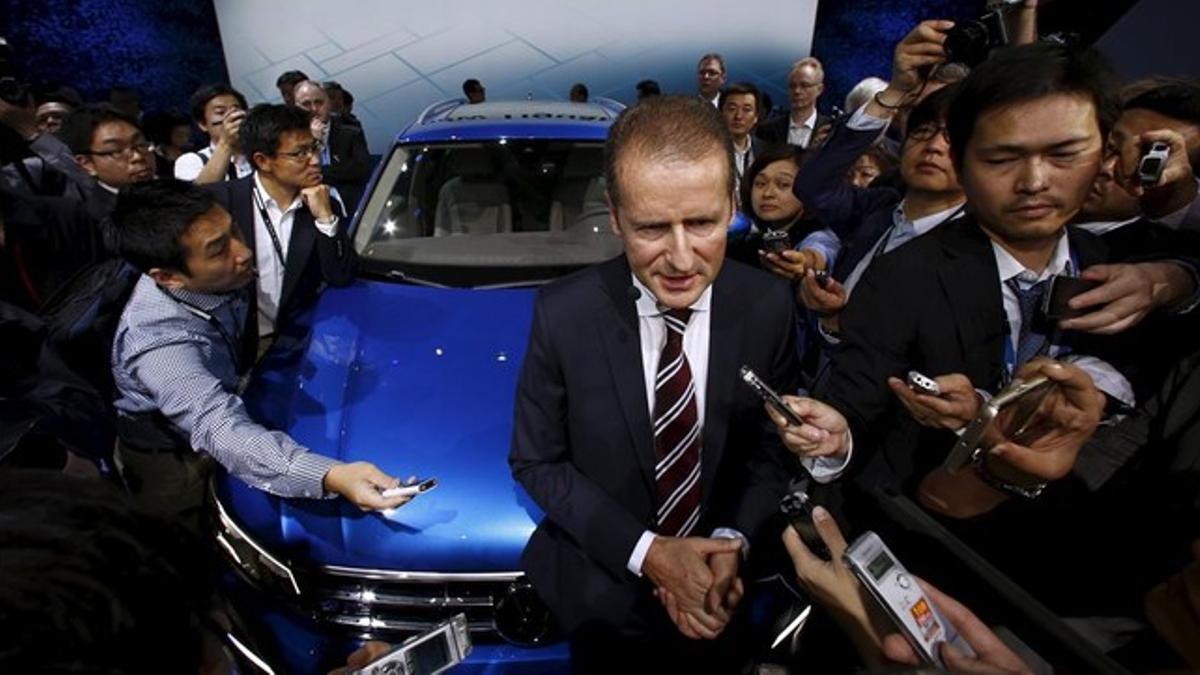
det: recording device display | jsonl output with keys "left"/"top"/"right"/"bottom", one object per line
{"left": 1042, "top": 275, "right": 1102, "bottom": 321}
{"left": 844, "top": 531, "right": 975, "bottom": 667}
{"left": 740, "top": 366, "right": 804, "bottom": 426}
{"left": 780, "top": 489, "right": 830, "bottom": 560}
{"left": 351, "top": 613, "right": 472, "bottom": 675}
{"left": 381, "top": 478, "right": 438, "bottom": 499}
{"left": 1137, "top": 141, "right": 1170, "bottom": 186}
{"left": 942, "top": 0, "right": 1021, "bottom": 67}
{"left": 906, "top": 370, "right": 941, "bottom": 397}
{"left": 943, "top": 376, "right": 1054, "bottom": 473}
{"left": 762, "top": 229, "right": 791, "bottom": 254}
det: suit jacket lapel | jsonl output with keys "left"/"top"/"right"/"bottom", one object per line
{"left": 597, "top": 258, "right": 657, "bottom": 494}
{"left": 700, "top": 268, "right": 743, "bottom": 498}
{"left": 279, "top": 208, "right": 315, "bottom": 315}
{"left": 936, "top": 217, "right": 1007, "bottom": 387}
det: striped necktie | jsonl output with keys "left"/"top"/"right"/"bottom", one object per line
{"left": 653, "top": 308, "right": 702, "bottom": 537}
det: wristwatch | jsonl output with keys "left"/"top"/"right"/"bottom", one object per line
{"left": 975, "top": 451, "right": 1048, "bottom": 499}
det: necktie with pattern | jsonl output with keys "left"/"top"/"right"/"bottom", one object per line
{"left": 653, "top": 308, "right": 702, "bottom": 537}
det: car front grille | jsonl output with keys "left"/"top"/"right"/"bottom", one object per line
{"left": 312, "top": 567, "right": 521, "bottom": 641}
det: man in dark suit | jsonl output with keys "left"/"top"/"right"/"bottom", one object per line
{"left": 719, "top": 82, "right": 768, "bottom": 191}
{"left": 294, "top": 81, "right": 372, "bottom": 215}
{"left": 509, "top": 96, "right": 851, "bottom": 672}
{"left": 816, "top": 43, "right": 1198, "bottom": 505}
{"left": 756, "top": 57, "right": 830, "bottom": 149}
{"left": 204, "top": 104, "right": 357, "bottom": 363}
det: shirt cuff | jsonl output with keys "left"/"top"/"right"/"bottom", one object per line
{"left": 846, "top": 103, "right": 890, "bottom": 132}
{"left": 288, "top": 452, "right": 343, "bottom": 500}
{"left": 712, "top": 527, "right": 750, "bottom": 560}
{"left": 314, "top": 215, "right": 340, "bottom": 237}
{"left": 627, "top": 530, "right": 657, "bottom": 577}
{"left": 1165, "top": 259, "right": 1200, "bottom": 315}
{"left": 800, "top": 430, "right": 852, "bottom": 483}
{"left": 1065, "top": 354, "right": 1136, "bottom": 409}
{"left": 817, "top": 319, "right": 842, "bottom": 346}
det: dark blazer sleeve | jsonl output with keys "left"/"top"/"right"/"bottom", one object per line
{"left": 755, "top": 116, "right": 787, "bottom": 146}
{"left": 817, "top": 249, "right": 924, "bottom": 449}
{"left": 792, "top": 116, "right": 899, "bottom": 242}
{"left": 730, "top": 278, "right": 803, "bottom": 540}
{"left": 509, "top": 289, "right": 648, "bottom": 580}
{"left": 322, "top": 124, "right": 371, "bottom": 186}
{"left": 314, "top": 199, "right": 358, "bottom": 287}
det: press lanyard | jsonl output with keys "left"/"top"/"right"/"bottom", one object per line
{"left": 169, "top": 293, "right": 243, "bottom": 371}
{"left": 251, "top": 186, "right": 288, "bottom": 271}
{"left": 1001, "top": 246, "right": 1081, "bottom": 379}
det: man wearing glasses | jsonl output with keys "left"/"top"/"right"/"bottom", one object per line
{"left": 57, "top": 103, "right": 155, "bottom": 218}
{"left": 756, "top": 57, "right": 829, "bottom": 149}
{"left": 695, "top": 53, "right": 727, "bottom": 108}
{"left": 204, "top": 103, "right": 357, "bottom": 361}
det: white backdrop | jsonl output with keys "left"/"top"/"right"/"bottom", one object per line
{"left": 213, "top": 0, "right": 819, "bottom": 153}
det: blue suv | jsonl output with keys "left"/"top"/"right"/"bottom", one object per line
{"left": 212, "top": 99, "right": 627, "bottom": 674}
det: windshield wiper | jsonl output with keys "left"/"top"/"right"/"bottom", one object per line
{"left": 472, "top": 279, "right": 552, "bottom": 290}
{"left": 384, "top": 270, "right": 450, "bottom": 288}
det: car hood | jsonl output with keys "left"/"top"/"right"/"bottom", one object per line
{"left": 219, "top": 280, "right": 543, "bottom": 572}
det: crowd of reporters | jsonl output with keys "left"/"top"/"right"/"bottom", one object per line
{"left": 2, "top": 5, "right": 1200, "bottom": 673}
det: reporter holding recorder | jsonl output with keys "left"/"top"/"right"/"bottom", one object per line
{"left": 109, "top": 180, "right": 411, "bottom": 535}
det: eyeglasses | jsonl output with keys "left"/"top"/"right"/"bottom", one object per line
{"left": 907, "top": 123, "right": 950, "bottom": 143}
{"left": 87, "top": 141, "right": 152, "bottom": 161}
{"left": 275, "top": 143, "right": 321, "bottom": 162}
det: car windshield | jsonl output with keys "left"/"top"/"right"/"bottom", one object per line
{"left": 353, "top": 140, "right": 622, "bottom": 288}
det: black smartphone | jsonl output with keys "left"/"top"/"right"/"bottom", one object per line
{"left": 762, "top": 229, "right": 791, "bottom": 254}
{"left": 1043, "top": 275, "right": 1102, "bottom": 321}
{"left": 739, "top": 366, "right": 805, "bottom": 426}
{"left": 812, "top": 269, "right": 831, "bottom": 289}
{"left": 1137, "top": 141, "right": 1170, "bottom": 186}
{"left": 780, "top": 490, "right": 830, "bottom": 560}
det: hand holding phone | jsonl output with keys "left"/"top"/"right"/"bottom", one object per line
{"left": 740, "top": 366, "right": 804, "bottom": 426}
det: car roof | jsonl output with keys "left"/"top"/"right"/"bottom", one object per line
{"left": 395, "top": 99, "right": 622, "bottom": 144}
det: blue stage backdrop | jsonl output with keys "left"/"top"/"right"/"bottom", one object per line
{"left": 0, "top": 0, "right": 229, "bottom": 118}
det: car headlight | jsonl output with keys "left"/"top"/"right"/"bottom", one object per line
{"left": 493, "top": 580, "right": 556, "bottom": 646}
{"left": 213, "top": 494, "right": 302, "bottom": 598}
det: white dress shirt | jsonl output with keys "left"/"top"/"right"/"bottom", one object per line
{"left": 624, "top": 274, "right": 849, "bottom": 576}
{"left": 991, "top": 234, "right": 1134, "bottom": 406}
{"left": 787, "top": 109, "right": 819, "bottom": 148}
{"left": 251, "top": 172, "right": 339, "bottom": 337}
{"left": 732, "top": 136, "right": 755, "bottom": 180}
{"left": 173, "top": 143, "right": 253, "bottom": 182}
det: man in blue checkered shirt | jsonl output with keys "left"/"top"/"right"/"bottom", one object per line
{"left": 109, "top": 179, "right": 410, "bottom": 527}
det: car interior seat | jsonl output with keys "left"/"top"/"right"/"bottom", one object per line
{"left": 434, "top": 148, "right": 513, "bottom": 236}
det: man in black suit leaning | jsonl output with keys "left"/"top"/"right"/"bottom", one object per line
{"left": 509, "top": 96, "right": 851, "bottom": 671}
{"left": 205, "top": 104, "right": 357, "bottom": 362}
{"left": 293, "top": 80, "right": 372, "bottom": 214}
{"left": 816, "top": 43, "right": 1198, "bottom": 513}
{"left": 756, "top": 57, "right": 830, "bottom": 149}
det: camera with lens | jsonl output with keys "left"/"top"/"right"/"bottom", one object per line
{"left": 943, "top": 0, "right": 1024, "bottom": 67}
